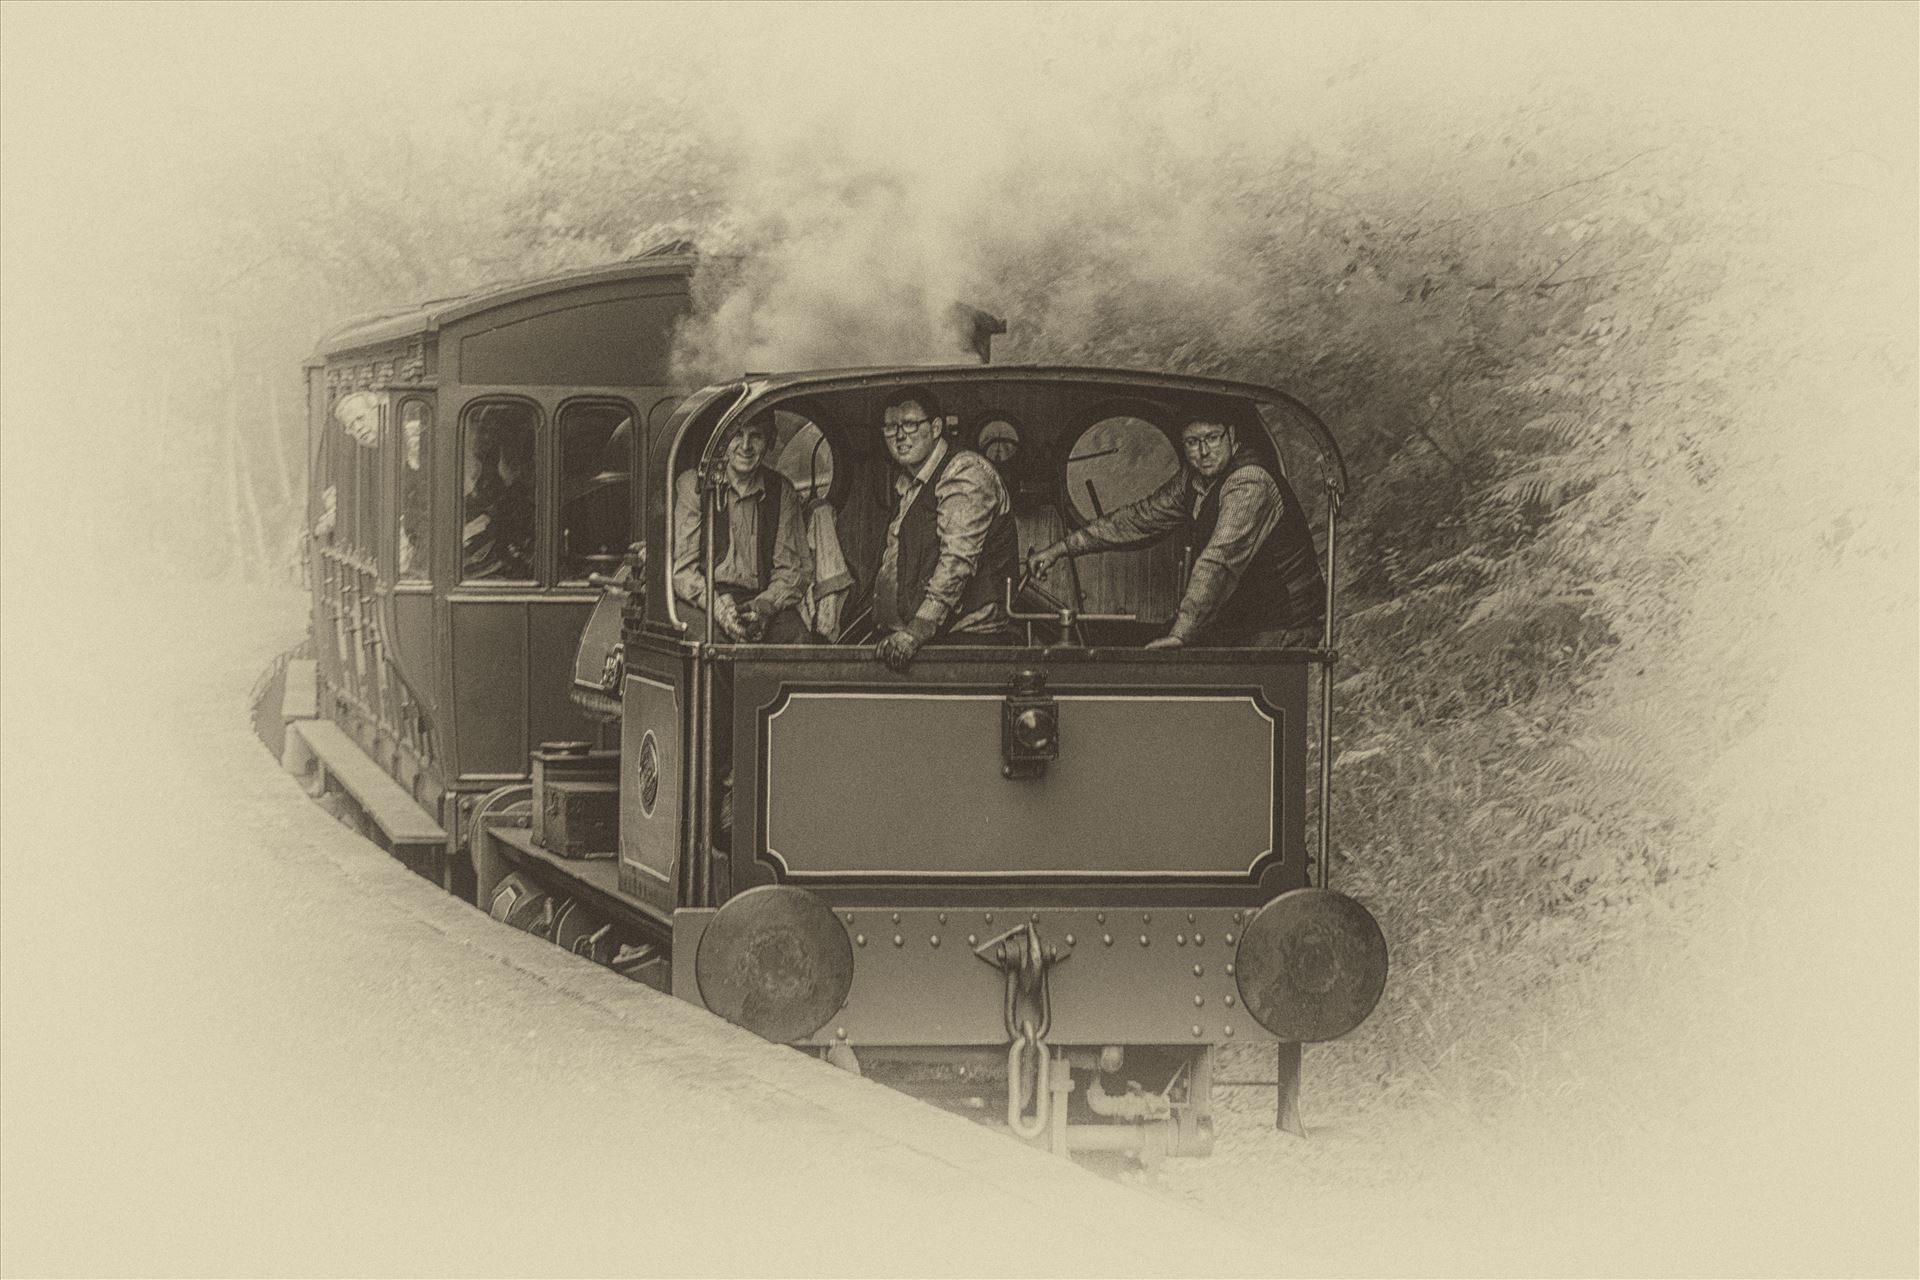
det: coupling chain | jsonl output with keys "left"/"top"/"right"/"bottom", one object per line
{"left": 1007, "top": 1019, "right": 1051, "bottom": 1140}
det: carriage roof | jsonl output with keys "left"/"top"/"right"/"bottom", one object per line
{"left": 309, "top": 253, "right": 700, "bottom": 363}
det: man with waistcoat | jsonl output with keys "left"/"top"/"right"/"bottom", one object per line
{"left": 1028, "top": 417, "right": 1325, "bottom": 649}
{"left": 870, "top": 386, "right": 1018, "bottom": 671}
{"left": 672, "top": 414, "right": 813, "bottom": 643}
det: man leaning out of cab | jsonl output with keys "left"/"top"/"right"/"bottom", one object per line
{"left": 871, "top": 386, "right": 1018, "bottom": 671}
{"left": 1028, "top": 417, "right": 1325, "bottom": 649}
{"left": 672, "top": 414, "right": 814, "bottom": 643}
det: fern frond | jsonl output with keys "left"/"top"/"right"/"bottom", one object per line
{"left": 1488, "top": 460, "right": 1595, "bottom": 510}
{"left": 1521, "top": 411, "right": 1594, "bottom": 447}
{"left": 1412, "top": 552, "right": 1501, "bottom": 588}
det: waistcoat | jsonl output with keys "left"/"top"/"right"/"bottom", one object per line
{"left": 894, "top": 446, "right": 1017, "bottom": 627}
{"left": 710, "top": 474, "right": 784, "bottom": 593}
{"left": 1184, "top": 451, "right": 1326, "bottom": 635}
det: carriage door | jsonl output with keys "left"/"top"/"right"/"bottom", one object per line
{"left": 538, "top": 399, "right": 638, "bottom": 745}
{"left": 449, "top": 397, "right": 542, "bottom": 778}
{"left": 448, "top": 397, "right": 633, "bottom": 778}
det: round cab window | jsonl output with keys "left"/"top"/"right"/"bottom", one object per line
{"left": 771, "top": 410, "right": 833, "bottom": 503}
{"left": 1066, "top": 415, "right": 1180, "bottom": 523}
{"left": 978, "top": 419, "right": 1021, "bottom": 467}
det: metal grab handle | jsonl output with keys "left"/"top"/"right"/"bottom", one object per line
{"left": 1317, "top": 481, "right": 1341, "bottom": 890}
{"left": 1062, "top": 539, "right": 1090, "bottom": 624}
{"left": 700, "top": 461, "right": 719, "bottom": 647}
{"left": 1006, "top": 571, "right": 1137, "bottom": 627}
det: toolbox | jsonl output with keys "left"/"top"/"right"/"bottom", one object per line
{"left": 531, "top": 741, "right": 619, "bottom": 858}
{"left": 539, "top": 779, "right": 619, "bottom": 859}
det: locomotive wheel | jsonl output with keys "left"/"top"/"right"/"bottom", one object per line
{"left": 550, "top": 898, "right": 616, "bottom": 964}
{"left": 487, "top": 872, "right": 554, "bottom": 936}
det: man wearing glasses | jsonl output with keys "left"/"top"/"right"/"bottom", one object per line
{"left": 1028, "top": 417, "right": 1325, "bottom": 649}
{"left": 870, "top": 386, "right": 1017, "bottom": 671}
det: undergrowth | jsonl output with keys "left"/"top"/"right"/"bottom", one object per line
{"left": 958, "top": 120, "right": 1757, "bottom": 1118}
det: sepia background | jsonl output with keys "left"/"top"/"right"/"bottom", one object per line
{"left": 3, "top": 2, "right": 1915, "bottom": 1274}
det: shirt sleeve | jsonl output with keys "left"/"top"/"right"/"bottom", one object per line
{"left": 1062, "top": 470, "right": 1189, "bottom": 555}
{"left": 670, "top": 469, "right": 708, "bottom": 610}
{"left": 1169, "top": 466, "right": 1283, "bottom": 643}
{"left": 908, "top": 452, "right": 1010, "bottom": 640}
{"left": 752, "top": 476, "right": 810, "bottom": 614}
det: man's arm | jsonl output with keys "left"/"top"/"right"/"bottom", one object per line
{"left": 670, "top": 469, "right": 708, "bottom": 608}
{"left": 1062, "top": 471, "right": 1189, "bottom": 555}
{"left": 1029, "top": 470, "right": 1186, "bottom": 578}
{"left": 1166, "top": 466, "right": 1283, "bottom": 643}
{"left": 751, "top": 477, "right": 809, "bottom": 615}
{"left": 904, "top": 452, "right": 1009, "bottom": 642}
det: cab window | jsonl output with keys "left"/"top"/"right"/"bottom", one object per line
{"left": 558, "top": 400, "right": 634, "bottom": 583}
{"left": 1062, "top": 413, "right": 1184, "bottom": 623}
{"left": 461, "top": 399, "right": 538, "bottom": 582}
{"left": 771, "top": 409, "right": 832, "bottom": 502}
{"left": 1066, "top": 414, "right": 1179, "bottom": 523}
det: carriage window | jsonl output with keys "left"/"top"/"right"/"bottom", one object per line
{"left": 1066, "top": 415, "right": 1180, "bottom": 523}
{"left": 358, "top": 411, "right": 381, "bottom": 557}
{"left": 327, "top": 396, "right": 354, "bottom": 549}
{"left": 397, "top": 399, "right": 431, "bottom": 581}
{"left": 461, "top": 400, "right": 538, "bottom": 582}
{"left": 771, "top": 410, "right": 832, "bottom": 502}
{"left": 558, "top": 401, "right": 634, "bottom": 583}
{"left": 332, "top": 389, "right": 382, "bottom": 554}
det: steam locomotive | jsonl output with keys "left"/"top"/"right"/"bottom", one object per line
{"left": 268, "top": 251, "right": 1387, "bottom": 1161}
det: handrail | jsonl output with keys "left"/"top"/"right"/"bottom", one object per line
{"left": 1317, "top": 483, "right": 1340, "bottom": 890}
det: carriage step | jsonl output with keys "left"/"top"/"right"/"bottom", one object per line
{"left": 284, "top": 718, "right": 446, "bottom": 851}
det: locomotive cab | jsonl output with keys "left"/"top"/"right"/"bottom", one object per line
{"left": 487, "top": 365, "right": 1387, "bottom": 1158}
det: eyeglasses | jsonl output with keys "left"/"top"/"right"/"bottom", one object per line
{"left": 881, "top": 418, "right": 936, "bottom": 439}
{"left": 1182, "top": 429, "right": 1230, "bottom": 454}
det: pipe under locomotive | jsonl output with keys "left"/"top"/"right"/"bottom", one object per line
{"left": 272, "top": 257, "right": 1387, "bottom": 1161}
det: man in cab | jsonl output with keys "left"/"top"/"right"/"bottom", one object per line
{"left": 1028, "top": 417, "right": 1325, "bottom": 649}
{"left": 869, "top": 386, "right": 1018, "bottom": 671}
{"left": 672, "top": 414, "right": 813, "bottom": 643}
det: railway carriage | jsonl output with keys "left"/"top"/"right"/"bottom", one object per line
{"left": 275, "top": 259, "right": 1386, "bottom": 1162}
{"left": 286, "top": 250, "right": 699, "bottom": 882}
